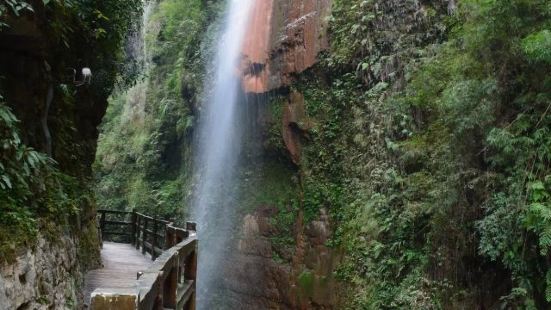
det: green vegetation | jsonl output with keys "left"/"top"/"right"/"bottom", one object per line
{"left": 1, "top": 102, "right": 44, "bottom": 260}
{"left": 239, "top": 160, "right": 300, "bottom": 253}
{"left": 298, "top": 270, "right": 316, "bottom": 297}
{"left": 286, "top": 0, "right": 551, "bottom": 308}
{"left": 94, "top": 0, "right": 221, "bottom": 220}
{"left": 0, "top": 0, "right": 141, "bottom": 263}
{"left": 4, "top": 0, "right": 540, "bottom": 307}
{"left": 0, "top": 96, "right": 91, "bottom": 263}
{"left": 90, "top": 0, "right": 551, "bottom": 306}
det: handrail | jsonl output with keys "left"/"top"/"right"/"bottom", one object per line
{"left": 91, "top": 209, "right": 198, "bottom": 310}
{"left": 98, "top": 209, "right": 183, "bottom": 260}
{"left": 137, "top": 236, "right": 197, "bottom": 309}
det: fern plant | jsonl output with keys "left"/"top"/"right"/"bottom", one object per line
{"left": 0, "top": 102, "right": 53, "bottom": 209}
{"left": 0, "top": 0, "right": 33, "bottom": 17}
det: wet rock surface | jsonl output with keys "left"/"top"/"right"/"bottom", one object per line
{"left": 224, "top": 2, "right": 339, "bottom": 307}
{"left": 0, "top": 235, "right": 81, "bottom": 310}
{"left": 223, "top": 208, "right": 340, "bottom": 309}
{"left": 241, "top": 0, "right": 332, "bottom": 93}
{"left": 282, "top": 91, "right": 312, "bottom": 164}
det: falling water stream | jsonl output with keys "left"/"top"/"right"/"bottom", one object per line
{"left": 192, "top": 0, "right": 254, "bottom": 307}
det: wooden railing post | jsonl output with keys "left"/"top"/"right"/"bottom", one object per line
{"left": 152, "top": 216, "right": 158, "bottom": 261}
{"left": 163, "top": 263, "right": 178, "bottom": 308}
{"left": 99, "top": 210, "right": 106, "bottom": 238}
{"left": 142, "top": 217, "right": 148, "bottom": 255}
{"left": 186, "top": 221, "right": 197, "bottom": 232}
{"left": 185, "top": 250, "right": 197, "bottom": 282}
{"left": 184, "top": 247, "right": 197, "bottom": 310}
{"left": 164, "top": 227, "right": 174, "bottom": 250}
{"left": 130, "top": 210, "right": 137, "bottom": 246}
{"left": 135, "top": 215, "right": 141, "bottom": 250}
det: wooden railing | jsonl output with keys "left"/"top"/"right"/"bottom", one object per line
{"left": 98, "top": 210, "right": 178, "bottom": 260}
{"left": 92, "top": 209, "right": 198, "bottom": 310}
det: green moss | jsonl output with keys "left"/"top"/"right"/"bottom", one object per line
{"left": 298, "top": 270, "right": 316, "bottom": 297}
{"left": 239, "top": 162, "right": 298, "bottom": 212}
{"left": 77, "top": 220, "right": 102, "bottom": 270}
{"left": 265, "top": 95, "right": 287, "bottom": 154}
{"left": 36, "top": 296, "right": 49, "bottom": 305}
{"left": 0, "top": 224, "right": 35, "bottom": 264}
{"left": 237, "top": 160, "right": 299, "bottom": 252}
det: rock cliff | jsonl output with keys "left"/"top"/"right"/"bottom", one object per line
{"left": 241, "top": 0, "right": 332, "bottom": 93}
{"left": 224, "top": 208, "right": 341, "bottom": 309}
{"left": 223, "top": 1, "right": 341, "bottom": 308}
{"left": 0, "top": 0, "right": 135, "bottom": 307}
{"left": 0, "top": 234, "right": 88, "bottom": 309}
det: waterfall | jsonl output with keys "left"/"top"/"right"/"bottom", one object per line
{"left": 192, "top": 0, "right": 254, "bottom": 306}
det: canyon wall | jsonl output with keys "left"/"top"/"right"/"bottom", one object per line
{"left": 88, "top": 0, "right": 551, "bottom": 308}
{"left": 0, "top": 0, "right": 134, "bottom": 307}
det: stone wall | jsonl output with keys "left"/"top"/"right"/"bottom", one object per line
{"left": 0, "top": 234, "right": 84, "bottom": 310}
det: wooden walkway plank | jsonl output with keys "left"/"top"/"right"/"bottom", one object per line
{"left": 83, "top": 242, "right": 152, "bottom": 305}
{"left": 85, "top": 211, "right": 197, "bottom": 309}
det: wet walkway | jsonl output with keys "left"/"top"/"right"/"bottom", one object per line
{"left": 83, "top": 242, "right": 151, "bottom": 305}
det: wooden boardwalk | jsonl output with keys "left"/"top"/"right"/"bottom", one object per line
{"left": 84, "top": 210, "right": 198, "bottom": 309}
{"left": 83, "top": 242, "right": 152, "bottom": 305}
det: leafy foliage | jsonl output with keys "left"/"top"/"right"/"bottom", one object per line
{"left": 87, "top": 0, "right": 550, "bottom": 307}
{"left": 291, "top": 0, "right": 551, "bottom": 308}
{"left": 0, "top": 102, "right": 88, "bottom": 261}
{"left": 94, "top": 0, "right": 220, "bottom": 220}
{"left": 522, "top": 29, "right": 551, "bottom": 64}
{"left": 0, "top": 0, "right": 33, "bottom": 18}
{"left": 0, "top": 0, "right": 142, "bottom": 265}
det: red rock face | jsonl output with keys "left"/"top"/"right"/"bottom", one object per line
{"left": 225, "top": 2, "right": 339, "bottom": 308}
{"left": 241, "top": 0, "right": 273, "bottom": 93}
{"left": 241, "top": 0, "right": 332, "bottom": 93}
{"left": 224, "top": 208, "right": 342, "bottom": 309}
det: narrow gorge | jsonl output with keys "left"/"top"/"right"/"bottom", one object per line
{"left": 1, "top": 0, "right": 550, "bottom": 309}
